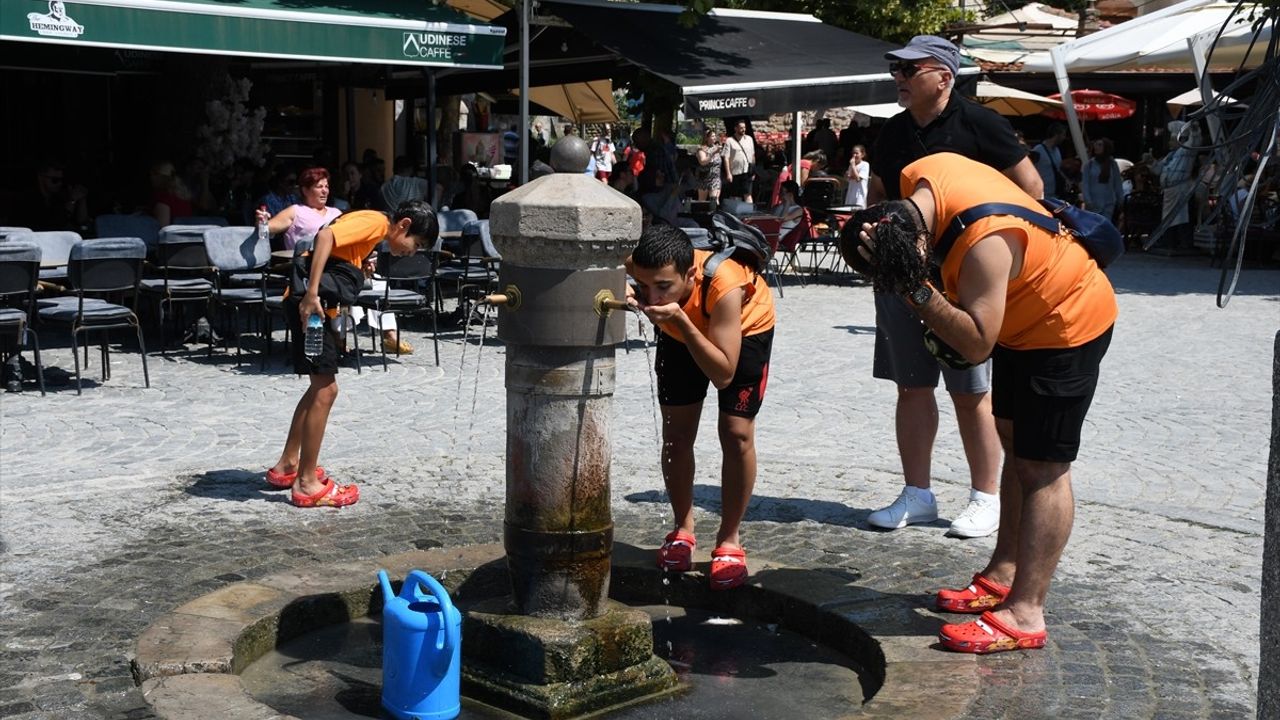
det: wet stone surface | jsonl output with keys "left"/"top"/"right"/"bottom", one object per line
{"left": 0, "top": 254, "right": 1271, "bottom": 718}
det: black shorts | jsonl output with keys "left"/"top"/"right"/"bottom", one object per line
{"left": 656, "top": 328, "right": 773, "bottom": 418}
{"left": 991, "top": 326, "right": 1113, "bottom": 463}
{"left": 285, "top": 296, "right": 340, "bottom": 375}
{"left": 730, "top": 172, "right": 754, "bottom": 197}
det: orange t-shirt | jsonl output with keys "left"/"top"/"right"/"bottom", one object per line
{"left": 327, "top": 210, "right": 389, "bottom": 267}
{"left": 901, "top": 152, "right": 1117, "bottom": 350}
{"left": 659, "top": 249, "right": 776, "bottom": 344}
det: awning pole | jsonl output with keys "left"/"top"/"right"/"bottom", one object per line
{"left": 345, "top": 83, "right": 357, "bottom": 165}
{"left": 792, "top": 110, "right": 803, "bottom": 189}
{"left": 1187, "top": 28, "right": 1223, "bottom": 145}
{"left": 1049, "top": 44, "right": 1088, "bottom": 184}
{"left": 426, "top": 69, "right": 437, "bottom": 206}
{"left": 519, "top": 0, "right": 530, "bottom": 185}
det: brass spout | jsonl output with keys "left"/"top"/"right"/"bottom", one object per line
{"left": 593, "top": 289, "right": 634, "bottom": 318}
{"left": 481, "top": 284, "right": 523, "bottom": 311}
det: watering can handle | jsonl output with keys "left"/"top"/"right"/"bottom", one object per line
{"left": 402, "top": 570, "right": 460, "bottom": 670}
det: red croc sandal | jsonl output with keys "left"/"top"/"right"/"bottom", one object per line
{"left": 265, "top": 466, "right": 328, "bottom": 489}
{"left": 657, "top": 530, "right": 696, "bottom": 572}
{"left": 291, "top": 478, "right": 360, "bottom": 508}
{"left": 709, "top": 545, "right": 748, "bottom": 591}
{"left": 939, "top": 611, "right": 1047, "bottom": 654}
{"left": 936, "top": 572, "right": 1010, "bottom": 614}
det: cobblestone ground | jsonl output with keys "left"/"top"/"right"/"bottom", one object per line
{"left": 0, "top": 253, "right": 1273, "bottom": 719}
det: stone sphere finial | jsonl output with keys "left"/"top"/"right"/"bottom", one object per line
{"left": 550, "top": 135, "right": 590, "bottom": 174}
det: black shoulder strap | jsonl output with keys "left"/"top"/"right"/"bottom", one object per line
{"left": 700, "top": 247, "right": 736, "bottom": 317}
{"left": 934, "top": 202, "right": 1061, "bottom": 265}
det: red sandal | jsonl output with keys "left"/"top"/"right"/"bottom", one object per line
{"left": 265, "top": 466, "right": 328, "bottom": 489}
{"left": 939, "top": 611, "right": 1047, "bottom": 654}
{"left": 709, "top": 545, "right": 748, "bottom": 591}
{"left": 936, "top": 572, "right": 1010, "bottom": 614}
{"left": 290, "top": 478, "right": 360, "bottom": 508}
{"left": 656, "top": 530, "right": 696, "bottom": 572}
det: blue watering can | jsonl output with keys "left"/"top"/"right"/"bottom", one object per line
{"left": 378, "top": 569, "right": 462, "bottom": 720}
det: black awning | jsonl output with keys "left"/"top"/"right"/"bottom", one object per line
{"left": 542, "top": 0, "right": 901, "bottom": 117}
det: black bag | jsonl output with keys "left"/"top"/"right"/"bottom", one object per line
{"left": 290, "top": 255, "right": 365, "bottom": 306}
{"left": 699, "top": 211, "right": 773, "bottom": 316}
{"left": 934, "top": 198, "right": 1125, "bottom": 269}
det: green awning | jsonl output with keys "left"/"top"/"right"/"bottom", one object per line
{"left": 1, "top": 0, "right": 507, "bottom": 68}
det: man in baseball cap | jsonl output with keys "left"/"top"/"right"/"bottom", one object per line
{"left": 884, "top": 35, "right": 960, "bottom": 78}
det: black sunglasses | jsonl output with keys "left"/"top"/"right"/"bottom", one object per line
{"left": 889, "top": 61, "right": 943, "bottom": 79}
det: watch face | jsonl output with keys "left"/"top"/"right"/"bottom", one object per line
{"left": 911, "top": 284, "right": 932, "bottom": 305}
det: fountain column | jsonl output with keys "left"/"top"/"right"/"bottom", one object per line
{"left": 460, "top": 136, "right": 678, "bottom": 719}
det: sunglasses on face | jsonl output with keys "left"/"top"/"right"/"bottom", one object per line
{"left": 889, "top": 61, "right": 943, "bottom": 79}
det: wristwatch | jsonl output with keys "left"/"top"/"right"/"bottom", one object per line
{"left": 906, "top": 282, "right": 933, "bottom": 307}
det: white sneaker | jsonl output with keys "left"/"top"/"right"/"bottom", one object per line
{"left": 867, "top": 486, "right": 938, "bottom": 529}
{"left": 947, "top": 490, "right": 1001, "bottom": 538}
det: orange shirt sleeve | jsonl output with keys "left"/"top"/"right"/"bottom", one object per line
{"left": 328, "top": 211, "right": 389, "bottom": 266}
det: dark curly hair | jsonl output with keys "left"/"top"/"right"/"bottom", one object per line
{"left": 837, "top": 200, "right": 933, "bottom": 295}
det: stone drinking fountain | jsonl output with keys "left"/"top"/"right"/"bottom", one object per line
{"left": 130, "top": 135, "right": 964, "bottom": 720}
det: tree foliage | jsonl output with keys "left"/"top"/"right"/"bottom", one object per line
{"left": 682, "top": 0, "right": 970, "bottom": 43}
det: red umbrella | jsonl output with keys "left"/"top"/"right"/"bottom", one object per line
{"left": 1043, "top": 89, "right": 1136, "bottom": 121}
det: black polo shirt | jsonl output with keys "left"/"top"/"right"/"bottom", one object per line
{"left": 871, "top": 94, "right": 1026, "bottom": 201}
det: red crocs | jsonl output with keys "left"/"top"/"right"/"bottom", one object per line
{"left": 656, "top": 530, "right": 696, "bottom": 572}
{"left": 709, "top": 545, "right": 748, "bottom": 591}
{"left": 939, "top": 611, "right": 1047, "bottom": 654}
{"left": 265, "top": 466, "right": 327, "bottom": 489}
{"left": 290, "top": 478, "right": 360, "bottom": 508}
{"left": 936, "top": 572, "right": 1010, "bottom": 614}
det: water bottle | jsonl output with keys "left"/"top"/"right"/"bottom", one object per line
{"left": 257, "top": 204, "right": 269, "bottom": 245}
{"left": 304, "top": 313, "right": 325, "bottom": 358}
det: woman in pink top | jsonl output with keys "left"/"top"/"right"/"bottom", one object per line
{"left": 256, "top": 167, "right": 342, "bottom": 250}
{"left": 255, "top": 167, "right": 412, "bottom": 355}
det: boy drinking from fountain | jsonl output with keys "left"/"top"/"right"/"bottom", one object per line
{"left": 265, "top": 200, "right": 438, "bottom": 508}
{"left": 626, "top": 224, "right": 775, "bottom": 590}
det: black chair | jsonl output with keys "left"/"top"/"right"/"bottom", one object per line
{"left": 434, "top": 219, "right": 499, "bottom": 323}
{"left": 356, "top": 243, "right": 439, "bottom": 369}
{"left": 139, "top": 226, "right": 216, "bottom": 356}
{"left": 0, "top": 241, "right": 46, "bottom": 395}
{"left": 1121, "top": 191, "right": 1162, "bottom": 247}
{"left": 95, "top": 215, "right": 159, "bottom": 253}
{"left": 203, "top": 226, "right": 273, "bottom": 366}
{"left": 8, "top": 230, "right": 81, "bottom": 284}
{"left": 36, "top": 237, "right": 149, "bottom": 394}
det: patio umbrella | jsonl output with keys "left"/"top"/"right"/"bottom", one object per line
{"left": 970, "top": 80, "right": 1064, "bottom": 116}
{"left": 1043, "top": 89, "right": 1136, "bottom": 121}
{"left": 518, "top": 80, "right": 619, "bottom": 124}
{"left": 1166, "top": 87, "right": 1242, "bottom": 115}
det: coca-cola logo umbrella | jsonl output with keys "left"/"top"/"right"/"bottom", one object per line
{"left": 1043, "top": 89, "right": 1136, "bottom": 121}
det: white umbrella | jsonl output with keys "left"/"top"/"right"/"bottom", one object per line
{"left": 846, "top": 103, "right": 902, "bottom": 120}
{"left": 970, "top": 80, "right": 1064, "bottom": 116}
{"left": 516, "top": 80, "right": 620, "bottom": 124}
{"left": 1166, "top": 87, "right": 1242, "bottom": 115}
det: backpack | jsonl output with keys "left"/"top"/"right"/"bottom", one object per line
{"left": 934, "top": 197, "right": 1124, "bottom": 270}
{"left": 699, "top": 210, "right": 773, "bottom": 316}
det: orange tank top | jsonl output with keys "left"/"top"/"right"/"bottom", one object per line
{"left": 659, "top": 249, "right": 776, "bottom": 344}
{"left": 901, "top": 153, "right": 1117, "bottom": 350}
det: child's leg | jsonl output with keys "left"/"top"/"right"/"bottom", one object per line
{"left": 716, "top": 412, "right": 757, "bottom": 548}
{"left": 294, "top": 373, "right": 339, "bottom": 495}
{"left": 660, "top": 402, "right": 703, "bottom": 534}
{"left": 271, "top": 389, "right": 312, "bottom": 475}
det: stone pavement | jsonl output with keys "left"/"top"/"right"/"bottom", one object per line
{"left": 0, "top": 252, "right": 1273, "bottom": 719}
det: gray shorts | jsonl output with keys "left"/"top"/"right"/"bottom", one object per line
{"left": 872, "top": 293, "right": 991, "bottom": 394}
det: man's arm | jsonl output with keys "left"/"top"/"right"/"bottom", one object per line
{"left": 910, "top": 233, "right": 1013, "bottom": 365}
{"left": 1002, "top": 157, "right": 1045, "bottom": 199}
{"left": 299, "top": 226, "right": 336, "bottom": 321}
{"left": 647, "top": 287, "right": 745, "bottom": 389}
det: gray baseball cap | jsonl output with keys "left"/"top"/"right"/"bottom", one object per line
{"left": 885, "top": 35, "right": 960, "bottom": 77}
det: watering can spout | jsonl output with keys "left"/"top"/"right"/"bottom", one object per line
{"left": 378, "top": 569, "right": 395, "bottom": 605}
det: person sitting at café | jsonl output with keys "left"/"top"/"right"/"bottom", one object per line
{"left": 151, "top": 160, "right": 195, "bottom": 227}
{"left": 257, "top": 167, "right": 411, "bottom": 355}
{"left": 773, "top": 180, "right": 803, "bottom": 237}
{"left": 15, "top": 158, "right": 89, "bottom": 232}
{"left": 380, "top": 156, "right": 430, "bottom": 212}
{"left": 258, "top": 167, "right": 299, "bottom": 219}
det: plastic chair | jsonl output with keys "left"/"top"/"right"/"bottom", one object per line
{"left": 95, "top": 214, "right": 159, "bottom": 250}
{"left": 139, "top": 226, "right": 216, "bottom": 356}
{"left": 433, "top": 219, "right": 498, "bottom": 324}
{"left": 8, "top": 231, "right": 81, "bottom": 283}
{"left": 0, "top": 227, "right": 32, "bottom": 241}
{"left": 36, "top": 237, "right": 149, "bottom": 394}
{"left": 0, "top": 241, "right": 46, "bottom": 395}
{"left": 203, "top": 226, "right": 272, "bottom": 366}
{"left": 357, "top": 243, "right": 439, "bottom": 369}
{"left": 171, "top": 216, "right": 228, "bottom": 227}
{"left": 740, "top": 215, "right": 786, "bottom": 298}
